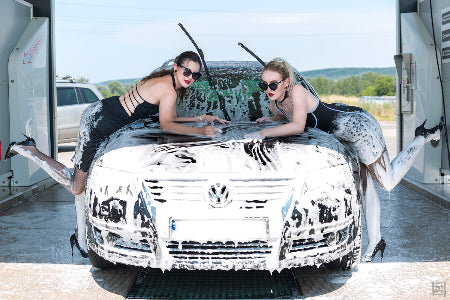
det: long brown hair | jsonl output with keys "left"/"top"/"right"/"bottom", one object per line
{"left": 140, "top": 51, "right": 201, "bottom": 100}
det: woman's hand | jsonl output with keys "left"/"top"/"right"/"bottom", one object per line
{"left": 255, "top": 116, "right": 272, "bottom": 123}
{"left": 201, "top": 125, "right": 222, "bottom": 137}
{"left": 199, "top": 114, "right": 229, "bottom": 124}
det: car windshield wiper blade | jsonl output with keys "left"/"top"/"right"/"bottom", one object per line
{"left": 178, "top": 23, "right": 231, "bottom": 122}
{"left": 238, "top": 42, "right": 266, "bottom": 67}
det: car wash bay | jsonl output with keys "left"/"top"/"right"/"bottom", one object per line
{"left": 0, "top": 127, "right": 448, "bottom": 299}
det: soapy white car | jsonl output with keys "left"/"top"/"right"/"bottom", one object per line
{"left": 83, "top": 62, "right": 362, "bottom": 271}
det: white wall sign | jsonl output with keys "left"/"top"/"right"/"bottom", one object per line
{"left": 443, "top": 7, "right": 450, "bottom": 63}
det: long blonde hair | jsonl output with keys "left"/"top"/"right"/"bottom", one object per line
{"left": 263, "top": 58, "right": 296, "bottom": 91}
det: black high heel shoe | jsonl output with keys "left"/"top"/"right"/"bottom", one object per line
{"left": 415, "top": 119, "right": 443, "bottom": 139}
{"left": 4, "top": 133, "right": 36, "bottom": 160}
{"left": 70, "top": 233, "right": 88, "bottom": 258}
{"left": 361, "top": 238, "right": 386, "bottom": 263}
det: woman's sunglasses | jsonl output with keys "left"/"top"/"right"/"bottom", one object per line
{"left": 258, "top": 80, "right": 284, "bottom": 91}
{"left": 180, "top": 66, "right": 202, "bottom": 81}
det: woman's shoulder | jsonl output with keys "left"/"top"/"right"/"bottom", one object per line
{"left": 292, "top": 84, "right": 319, "bottom": 100}
{"left": 291, "top": 84, "right": 310, "bottom": 100}
{"left": 140, "top": 74, "right": 170, "bottom": 87}
{"left": 291, "top": 84, "right": 320, "bottom": 110}
{"left": 141, "top": 75, "right": 176, "bottom": 93}
{"left": 138, "top": 74, "right": 176, "bottom": 103}
{"left": 292, "top": 84, "right": 308, "bottom": 93}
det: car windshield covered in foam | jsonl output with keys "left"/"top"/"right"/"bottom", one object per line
{"left": 83, "top": 61, "right": 362, "bottom": 271}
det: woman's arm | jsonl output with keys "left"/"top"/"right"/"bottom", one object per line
{"left": 249, "top": 85, "right": 309, "bottom": 139}
{"left": 174, "top": 114, "right": 229, "bottom": 124}
{"left": 255, "top": 101, "right": 287, "bottom": 122}
{"left": 159, "top": 94, "right": 220, "bottom": 136}
{"left": 173, "top": 116, "right": 202, "bottom": 122}
{"left": 255, "top": 113, "right": 286, "bottom": 122}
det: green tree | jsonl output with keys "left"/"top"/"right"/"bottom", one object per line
{"left": 123, "top": 83, "right": 134, "bottom": 93}
{"left": 361, "top": 72, "right": 379, "bottom": 91}
{"left": 98, "top": 85, "right": 113, "bottom": 98}
{"left": 309, "top": 76, "right": 332, "bottom": 95}
{"left": 333, "top": 76, "right": 363, "bottom": 96}
{"left": 374, "top": 76, "right": 396, "bottom": 96}
{"left": 75, "top": 76, "right": 90, "bottom": 82}
{"left": 107, "top": 81, "right": 126, "bottom": 95}
{"left": 362, "top": 86, "right": 376, "bottom": 96}
{"left": 309, "top": 72, "right": 397, "bottom": 97}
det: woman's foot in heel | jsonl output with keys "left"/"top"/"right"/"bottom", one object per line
{"left": 4, "top": 134, "right": 36, "bottom": 160}
{"left": 70, "top": 233, "right": 88, "bottom": 258}
{"left": 415, "top": 120, "right": 442, "bottom": 143}
{"left": 361, "top": 238, "right": 386, "bottom": 263}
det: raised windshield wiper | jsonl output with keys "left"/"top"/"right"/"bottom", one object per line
{"left": 178, "top": 23, "right": 231, "bottom": 122}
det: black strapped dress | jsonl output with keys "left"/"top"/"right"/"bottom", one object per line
{"left": 72, "top": 95, "right": 159, "bottom": 172}
{"left": 274, "top": 91, "right": 386, "bottom": 165}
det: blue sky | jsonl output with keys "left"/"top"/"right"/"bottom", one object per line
{"left": 55, "top": 0, "right": 396, "bottom": 83}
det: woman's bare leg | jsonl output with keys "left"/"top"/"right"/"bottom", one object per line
{"left": 75, "top": 192, "right": 87, "bottom": 252}
{"left": 360, "top": 165, "right": 382, "bottom": 261}
{"left": 361, "top": 126, "right": 440, "bottom": 261}
{"left": 8, "top": 144, "right": 87, "bottom": 195}
{"left": 368, "top": 131, "right": 439, "bottom": 191}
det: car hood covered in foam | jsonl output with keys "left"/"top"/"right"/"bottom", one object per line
{"left": 90, "top": 120, "right": 358, "bottom": 175}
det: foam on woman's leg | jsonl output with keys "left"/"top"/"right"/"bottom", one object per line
{"left": 75, "top": 192, "right": 87, "bottom": 252}
{"left": 360, "top": 166, "right": 382, "bottom": 258}
{"left": 10, "top": 145, "right": 73, "bottom": 189}
{"left": 369, "top": 136, "right": 427, "bottom": 191}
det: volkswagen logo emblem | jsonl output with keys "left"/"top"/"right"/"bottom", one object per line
{"left": 205, "top": 180, "right": 233, "bottom": 208}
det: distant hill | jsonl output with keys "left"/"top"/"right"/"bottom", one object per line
{"left": 94, "top": 66, "right": 396, "bottom": 86}
{"left": 96, "top": 78, "right": 140, "bottom": 87}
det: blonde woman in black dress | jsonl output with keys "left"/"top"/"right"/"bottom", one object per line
{"left": 246, "top": 58, "right": 441, "bottom": 262}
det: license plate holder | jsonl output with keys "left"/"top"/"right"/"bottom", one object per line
{"left": 169, "top": 218, "right": 269, "bottom": 241}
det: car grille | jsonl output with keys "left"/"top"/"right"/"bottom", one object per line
{"left": 144, "top": 176, "right": 293, "bottom": 207}
{"left": 166, "top": 240, "right": 272, "bottom": 260}
{"left": 114, "top": 240, "right": 153, "bottom": 252}
{"left": 290, "top": 226, "right": 350, "bottom": 252}
{"left": 290, "top": 238, "right": 328, "bottom": 252}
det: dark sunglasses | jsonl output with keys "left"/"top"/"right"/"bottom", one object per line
{"left": 180, "top": 66, "right": 202, "bottom": 81}
{"left": 258, "top": 80, "right": 284, "bottom": 91}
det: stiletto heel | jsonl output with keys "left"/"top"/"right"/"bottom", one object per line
{"left": 361, "top": 238, "right": 386, "bottom": 263}
{"left": 70, "top": 233, "right": 88, "bottom": 258}
{"left": 70, "top": 234, "right": 75, "bottom": 256}
{"left": 4, "top": 133, "right": 36, "bottom": 160}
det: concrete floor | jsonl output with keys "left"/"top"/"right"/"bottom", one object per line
{"left": 0, "top": 121, "right": 448, "bottom": 299}
{"left": 0, "top": 180, "right": 448, "bottom": 299}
